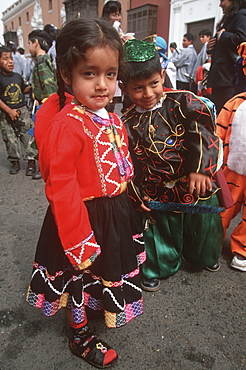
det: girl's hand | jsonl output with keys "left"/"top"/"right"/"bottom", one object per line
{"left": 187, "top": 173, "right": 212, "bottom": 197}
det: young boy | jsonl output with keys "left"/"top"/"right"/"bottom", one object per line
{"left": 0, "top": 46, "right": 37, "bottom": 175}
{"left": 28, "top": 29, "right": 57, "bottom": 179}
{"left": 28, "top": 29, "right": 57, "bottom": 104}
{"left": 120, "top": 39, "right": 224, "bottom": 291}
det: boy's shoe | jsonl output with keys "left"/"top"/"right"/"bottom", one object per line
{"left": 230, "top": 255, "right": 246, "bottom": 272}
{"left": 32, "top": 169, "right": 42, "bottom": 180}
{"left": 205, "top": 262, "right": 220, "bottom": 272}
{"left": 26, "top": 160, "right": 36, "bottom": 176}
{"left": 9, "top": 161, "right": 20, "bottom": 174}
{"left": 141, "top": 277, "right": 160, "bottom": 292}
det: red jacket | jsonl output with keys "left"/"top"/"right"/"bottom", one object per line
{"left": 35, "top": 93, "right": 133, "bottom": 270}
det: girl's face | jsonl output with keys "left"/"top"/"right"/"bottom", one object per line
{"left": 219, "top": 0, "right": 233, "bottom": 14}
{"left": 63, "top": 46, "right": 119, "bottom": 111}
{"left": 108, "top": 11, "right": 121, "bottom": 25}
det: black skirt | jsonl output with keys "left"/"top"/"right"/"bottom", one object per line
{"left": 26, "top": 192, "right": 145, "bottom": 328}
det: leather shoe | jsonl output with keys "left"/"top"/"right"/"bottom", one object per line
{"left": 205, "top": 261, "right": 220, "bottom": 272}
{"left": 32, "top": 169, "right": 42, "bottom": 180}
{"left": 26, "top": 160, "right": 36, "bottom": 176}
{"left": 9, "top": 161, "right": 20, "bottom": 174}
{"left": 141, "top": 277, "right": 160, "bottom": 292}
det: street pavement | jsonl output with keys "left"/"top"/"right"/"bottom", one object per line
{"left": 0, "top": 119, "right": 245, "bottom": 370}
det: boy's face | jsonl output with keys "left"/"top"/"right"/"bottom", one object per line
{"left": 182, "top": 37, "right": 192, "bottom": 48}
{"left": 199, "top": 35, "right": 211, "bottom": 44}
{"left": 28, "top": 39, "right": 37, "bottom": 58}
{"left": 121, "top": 70, "right": 165, "bottom": 110}
{"left": 0, "top": 52, "right": 14, "bottom": 74}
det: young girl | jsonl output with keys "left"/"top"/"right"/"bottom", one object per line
{"left": 26, "top": 18, "right": 145, "bottom": 369}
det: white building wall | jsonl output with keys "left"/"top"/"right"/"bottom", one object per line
{"left": 168, "top": 0, "right": 223, "bottom": 56}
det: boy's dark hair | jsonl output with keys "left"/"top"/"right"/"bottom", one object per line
{"left": 17, "top": 47, "right": 25, "bottom": 54}
{"left": 120, "top": 51, "right": 162, "bottom": 86}
{"left": 6, "top": 41, "right": 16, "bottom": 53}
{"left": 199, "top": 29, "right": 212, "bottom": 37}
{"left": 0, "top": 46, "right": 11, "bottom": 57}
{"left": 44, "top": 24, "right": 58, "bottom": 41}
{"left": 101, "top": 1, "right": 122, "bottom": 19}
{"left": 56, "top": 17, "right": 124, "bottom": 110}
{"left": 28, "top": 30, "right": 52, "bottom": 52}
{"left": 184, "top": 33, "right": 194, "bottom": 42}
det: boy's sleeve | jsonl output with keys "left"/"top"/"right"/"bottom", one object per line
{"left": 171, "top": 49, "right": 190, "bottom": 67}
{"left": 181, "top": 92, "right": 221, "bottom": 177}
{"left": 37, "top": 58, "right": 57, "bottom": 101}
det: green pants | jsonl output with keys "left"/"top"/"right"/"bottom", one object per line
{"left": 140, "top": 195, "right": 224, "bottom": 279}
{"left": 0, "top": 106, "right": 37, "bottom": 162}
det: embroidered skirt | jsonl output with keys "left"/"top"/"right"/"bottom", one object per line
{"left": 26, "top": 192, "right": 145, "bottom": 328}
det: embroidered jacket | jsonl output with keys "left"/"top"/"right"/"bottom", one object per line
{"left": 122, "top": 90, "right": 221, "bottom": 208}
{"left": 35, "top": 94, "right": 133, "bottom": 270}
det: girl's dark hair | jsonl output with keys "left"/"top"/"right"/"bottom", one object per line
{"left": 217, "top": 0, "right": 246, "bottom": 30}
{"left": 120, "top": 51, "right": 162, "bottom": 86}
{"left": 170, "top": 42, "right": 177, "bottom": 49}
{"left": 101, "top": 1, "right": 122, "bottom": 20}
{"left": 56, "top": 17, "right": 124, "bottom": 110}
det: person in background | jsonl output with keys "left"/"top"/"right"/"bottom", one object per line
{"left": 101, "top": 0, "right": 122, "bottom": 27}
{"left": 170, "top": 42, "right": 179, "bottom": 55}
{"left": 120, "top": 39, "right": 223, "bottom": 292}
{"left": 6, "top": 41, "right": 25, "bottom": 79}
{"left": 207, "top": 0, "right": 246, "bottom": 113}
{"left": 170, "top": 33, "right": 197, "bottom": 92}
{"left": 155, "top": 36, "right": 176, "bottom": 89}
{"left": 0, "top": 46, "right": 37, "bottom": 175}
{"left": 216, "top": 46, "right": 246, "bottom": 271}
{"left": 43, "top": 23, "right": 58, "bottom": 70}
{"left": 101, "top": 0, "right": 126, "bottom": 112}
{"left": 17, "top": 47, "right": 28, "bottom": 80}
{"left": 28, "top": 29, "right": 57, "bottom": 180}
{"left": 194, "top": 29, "right": 212, "bottom": 97}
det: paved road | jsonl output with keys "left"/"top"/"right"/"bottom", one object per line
{"left": 0, "top": 129, "right": 245, "bottom": 370}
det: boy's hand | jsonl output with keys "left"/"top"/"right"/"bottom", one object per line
{"left": 8, "top": 109, "right": 20, "bottom": 121}
{"left": 187, "top": 173, "right": 212, "bottom": 197}
{"left": 138, "top": 196, "right": 151, "bottom": 212}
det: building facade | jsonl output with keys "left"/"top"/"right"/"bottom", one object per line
{"left": 1, "top": 0, "right": 224, "bottom": 57}
{"left": 169, "top": 0, "right": 223, "bottom": 55}
{"left": 1, "top": 0, "right": 170, "bottom": 54}
{"left": 2, "top": 0, "right": 65, "bottom": 52}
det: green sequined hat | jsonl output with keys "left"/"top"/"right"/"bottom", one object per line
{"left": 124, "top": 39, "right": 157, "bottom": 62}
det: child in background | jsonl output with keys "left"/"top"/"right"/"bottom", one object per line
{"left": 216, "top": 90, "right": 246, "bottom": 271}
{"left": 28, "top": 29, "right": 57, "bottom": 104}
{"left": 0, "top": 46, "right": 37, "bottom": 175}
{"left": 120, "top": 39, "right": 223, "bottom": 291}
{"left": 26, "top": 19, "right": 145, "bottom": 368}
{"left": 28, "top": 29, "right": 57, "bottom": 179}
